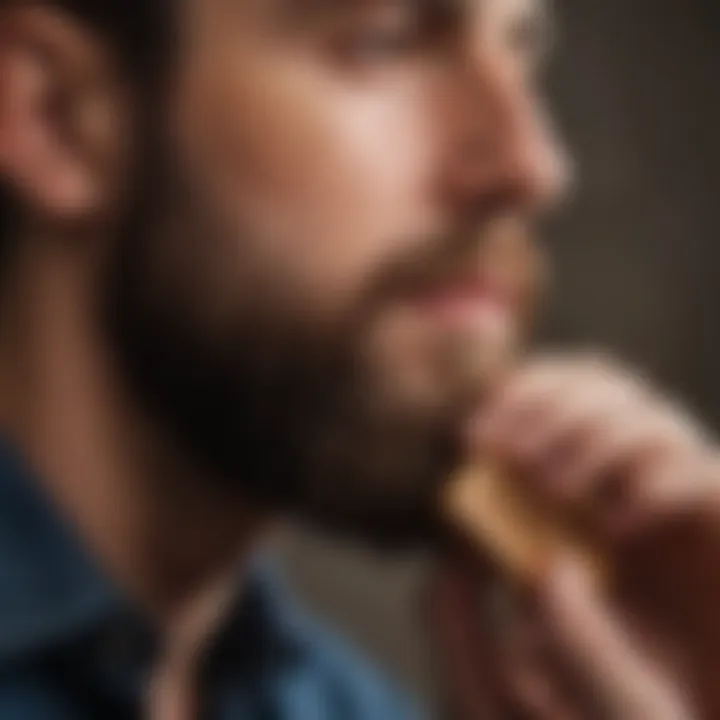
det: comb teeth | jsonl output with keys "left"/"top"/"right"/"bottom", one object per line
{"left": 443, "top": 463, "right": 606, "bottom": 586}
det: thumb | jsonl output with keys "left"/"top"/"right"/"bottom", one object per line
{"left": 537, "top": 555, "right": 694, "bottom": 720}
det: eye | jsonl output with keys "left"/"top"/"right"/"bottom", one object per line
{"left": 336, "top": 7, "right": 424, "bottom": 65}
{"left": 352, "top": 23, "right": 417, "bottom": 58}
{"left": 508, "top": 6, "right": 554, "bottom": 70}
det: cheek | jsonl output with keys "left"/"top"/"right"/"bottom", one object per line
{"left": 174, "top": 53, "right": 445, "bottom": 324}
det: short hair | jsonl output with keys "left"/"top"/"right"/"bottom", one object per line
{"left": 0, "top": 0, "right": 171, "bottom": 272}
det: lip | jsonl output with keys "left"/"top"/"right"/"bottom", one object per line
{"left": 409, "top": 280, "right": 517, "bottom": 333}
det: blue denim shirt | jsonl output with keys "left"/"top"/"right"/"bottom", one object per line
{"left": 0, "top": 439, "right": 422, "bottom": 719}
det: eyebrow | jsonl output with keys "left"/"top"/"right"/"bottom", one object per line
{"left": 518, "top": 0, "right": 552, "bottom": 36}
{"left": 269, "top": 0, "right": 551, "bottom": 23}
{"left": 265, "top": 0, "right": 554, "bottom": 52}
{"left": 269, "top": 0, "right": 437, "bottom": 20}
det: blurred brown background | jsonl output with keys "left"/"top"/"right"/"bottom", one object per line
{"left": 275, "top": 0, "right": 720, "bottom": 704}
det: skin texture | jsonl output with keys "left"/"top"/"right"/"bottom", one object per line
{"left": 104, "top": 0, "right": 559, "bottom": 541}
{"left": 2, "top": 0, "right": 720, "bottom": 717}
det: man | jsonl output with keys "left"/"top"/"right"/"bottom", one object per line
{"left": 0, "top": 0, "right": 719, "bottom": 717}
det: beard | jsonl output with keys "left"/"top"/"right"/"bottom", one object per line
{"left": 102, "top": 153, "right": 472, "bottom": 551}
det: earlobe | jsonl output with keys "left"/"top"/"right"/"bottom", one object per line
{"left": 0, "top": 5, "right": 125, "bottom": 227}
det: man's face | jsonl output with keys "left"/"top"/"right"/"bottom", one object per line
{"left": 109, "top": 0, "right": 566, "bottom": 544}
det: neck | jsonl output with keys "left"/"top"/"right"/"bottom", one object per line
{"left": 0, "top": 235, "right": 264, "bottom": 624}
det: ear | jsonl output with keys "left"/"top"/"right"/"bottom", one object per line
{"left": 0, "top": 4, "right": 128, "bottom": 228}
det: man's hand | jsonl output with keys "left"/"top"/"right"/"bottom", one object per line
{"left": 432, "top": 354, "right": 720, "bottom": 719}
{"left": 432, "top": 555, "right": 696, "bottom": 720}
{"left": 467, "top": 353, "right": 717, "bottom": 540}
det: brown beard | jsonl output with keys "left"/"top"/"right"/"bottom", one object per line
{"left": 102, "top": 151, "right": 466, "bottom": 551}
{"left": 102, "top": 116, "right": 538, "bottom": 549}
{"left": 105, "top": 268, "right": 460, "bottom": 548}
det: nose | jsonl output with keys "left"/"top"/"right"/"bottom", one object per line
{"left": 445, "top": 46, "right": 570, "bottom": 215}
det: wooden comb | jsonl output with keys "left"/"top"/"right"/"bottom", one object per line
{"left": 443, "top": 461, "right": 606, "bottom": 585}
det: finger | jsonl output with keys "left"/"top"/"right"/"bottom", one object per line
{"left": 545, "top": 413, "right": 689, "bottom": 529}
{"left": 486, "top": 354, "right": 638, "bottom": 424}
{"left": 628, "top": 456, "right": 720, "bottom": 525}
{"left": 553, "top": 414, "right": 678, "bottom": 488}
{"left": 473, "top": 356, "right": 584, "bottom": 445}
{"left": 431, "top": 557, "right": 585, "bottom": 720}
{"left": 473, "top": 364, "right": 637, "bottom": 462}
{"left": 497, "top": 607, "right": 588, "bottom": 720}
{"left": 434, "top": 568, "right": 586, "bottom": 720}
{"left": 473, "top": 387, "right": 635, "bottom": 514}
{"left": 537, "top": 555, "right": 696, "bottom": 720}
{"left": 560, "top": 436, "right": 711, "bottom": 541}
{"left": 475, "top": 388, "right": 705, "bottom": 540}
{"left": 511, "top": 391, "right": 636, "bottom": 474}
{"left": 509, "top": 385, "right": 632, "bottom": 463}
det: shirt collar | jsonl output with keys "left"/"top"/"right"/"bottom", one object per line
{"left": 0, "top": 437, "right": 304, "bottom": 668}
{"left": 0, "top": 438, "right": 126, "bottom": 661}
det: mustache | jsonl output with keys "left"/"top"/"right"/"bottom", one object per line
{"left": 364, "top": 216, "right": 538, "bottom": 310}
